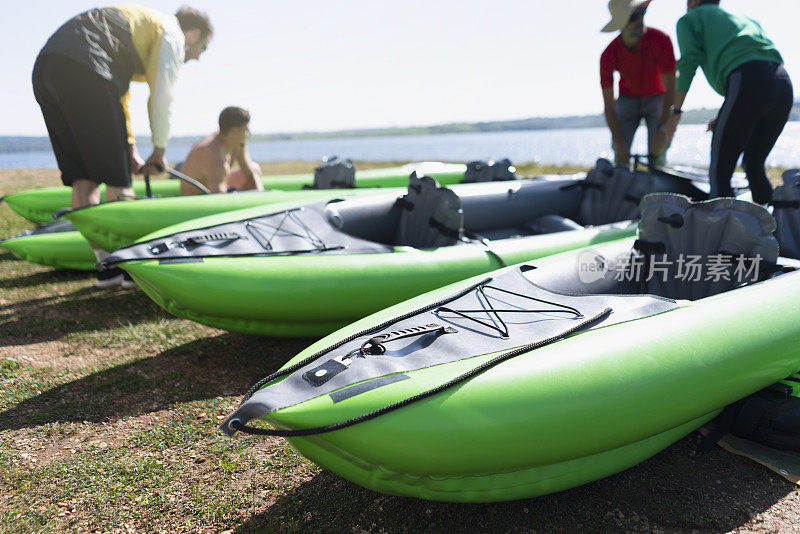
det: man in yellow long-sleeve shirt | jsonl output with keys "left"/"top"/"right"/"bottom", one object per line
{"left": 32, "top": 5, "right": 212, "bottom": 286}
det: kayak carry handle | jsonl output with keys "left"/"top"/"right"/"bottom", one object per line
{"left": 147, "top": 232, "right": 245, "bottom": 255}
{"left": 360, "top": 324, "right": 457, "bottom": 355}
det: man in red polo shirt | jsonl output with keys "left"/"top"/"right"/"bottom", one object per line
{"left": 600, "top": 0, "right": 676, "bottom": 166}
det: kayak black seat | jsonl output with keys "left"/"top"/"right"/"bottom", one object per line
{"left": 461, "top": 158, "right": 517, "bottom": 183}
{"left": 771, "top": 169, "right": 800, "bottom": 260}
{"left": 503, "top": 159, "right": 657, "bottom": 235}
{"left": 307, "top": 155, "right": 356, "bottom": 189}
{"left": 632, "top": 193, "right": 779, "bottom": 300}
{"left": 537, "top": 158, "right": 704, "bottom": 232}
{"left": 393, "top": 173, "right": 463, "bottom": 248}
{"left": 577, "top": 158, "right": 656, "bottom": 226}
{"left": 525, "top": 194, "right": 781, "bottom": 301}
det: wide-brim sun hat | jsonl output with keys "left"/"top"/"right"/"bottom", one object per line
{"left": 601, "top": 0, "right": 652, "bottom": 33}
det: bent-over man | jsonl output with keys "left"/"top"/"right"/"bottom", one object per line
{"left": 33, "top": 5, "right": 213, "bottom": 286}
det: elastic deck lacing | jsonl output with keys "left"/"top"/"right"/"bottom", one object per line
{"left": 244, "top": 208, "right": 326, "bottom": 252}
{"left": 435, "top": 283, "right": 583, "bottom": 338}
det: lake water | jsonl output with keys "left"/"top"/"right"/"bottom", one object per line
{"left": 4, "top": 122, "right": 800, "bottom": 170}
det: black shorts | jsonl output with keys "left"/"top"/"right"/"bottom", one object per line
{"left": 32, "top": 54, "right": 131, "bottom": 188}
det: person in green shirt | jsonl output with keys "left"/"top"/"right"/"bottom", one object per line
{"left": 661, "top": 0, "right": 792, "bottom": 204}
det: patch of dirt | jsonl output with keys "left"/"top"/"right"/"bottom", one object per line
{"left": 0, "top": 340, "right": 119, "bottom": 370}
{"left": 7, "top": 410, "right": 161, "bottom": 468}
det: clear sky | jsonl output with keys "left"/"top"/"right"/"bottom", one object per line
{"left": 1, "top": 1, "right": 797, "bottom": 138}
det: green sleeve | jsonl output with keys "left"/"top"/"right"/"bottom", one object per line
{"left": 749, "top": 16, "right": 765, "bottom": 34}
{"left": 675, "top": 16, "right": 703, "bottom": 94}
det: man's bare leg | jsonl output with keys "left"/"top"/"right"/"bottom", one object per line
{"left": 71, "top": 181, "right": 135, "bottom": 273}
{"left": 106, "top": 185, "right": 136, "bottom": 202}
{"left": 71, "top": 178, "right": 102, "bottom": 209}
{"left": 225, "top": 163, "right": 263, "bottom": 191}
{"left": 72, "top": 181, "right": 135, "bottom": 207}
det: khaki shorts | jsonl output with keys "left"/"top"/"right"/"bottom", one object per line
{"left": 615, "top": 94, "right": 665, "bottom": 166}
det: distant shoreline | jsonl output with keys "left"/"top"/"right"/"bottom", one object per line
{"left": 4, "top": 104, "right": 799, "bottom": 154}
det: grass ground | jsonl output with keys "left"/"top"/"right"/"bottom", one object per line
{"left": 0, "top": 162, "right": 797, "bottom": 533}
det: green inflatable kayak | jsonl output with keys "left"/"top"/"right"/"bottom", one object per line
{"left": 1, "top": 162, "right": 467, "bottom": 224}
{"left": 0, "top": 220, "right": 96, "bottom": 271}
{"left": 64, "top": 186, "right": 408, "bottom": 252}
{"left": 219, "top": 194, "right": 800, "bottom": 502}
{"left": 2, "top": 188, "right": 404, "bottom": 271}
{"left": 5, "top": 173, "right": 573, "bottom": 271}
{"left": 66, "top": 168, "right": 582, "bottom": 252}
{"left": 104, "top": 161, "right": 708, "bottom": 337}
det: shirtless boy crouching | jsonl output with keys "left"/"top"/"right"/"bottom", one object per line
{"left": 180, "top": 106, "right": 264, "bottom": 195}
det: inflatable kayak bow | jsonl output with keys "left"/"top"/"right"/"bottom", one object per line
{"left": 220, "top": 193, "right": 800, "bottom": 502}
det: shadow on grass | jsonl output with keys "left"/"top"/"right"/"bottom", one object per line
{"left": 0, "top": 265, "right": 92, "bottom": 289}
{"left": 0, "top": 333, "right": 311, "bottom": 430}
{"left": 0, "top": 332, "right": 311, "bottom": 431}
{"left": 235, "top": 436, "right": 795, "bottom": 534}
{"left": 0, "top": 286, "right": 161, "bottom": 347}
{"left": 0, "top": 251, "right": 94, "bottom": 289}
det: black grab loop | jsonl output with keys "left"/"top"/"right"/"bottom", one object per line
{"left": 657, "top": 213, "right": 685, "bottom": 228}
{"left": 633, "top": 239, "right": 666, "bottom": 255}
{"left": 428, "top": 217, "right": 461, "bottom": 240}
{"left": 360, "top": 324, "right": 457, "bottom": 355}
{"left": 228, "top": 307, "right": 612, "bottom": 438}
{"left": 396, "top": 197, "right": 414, "bottom": 211}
